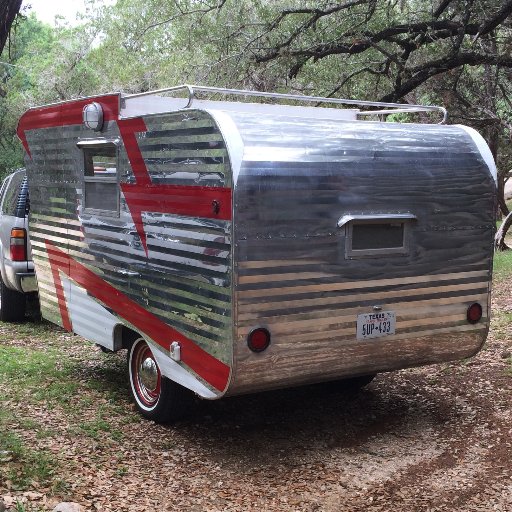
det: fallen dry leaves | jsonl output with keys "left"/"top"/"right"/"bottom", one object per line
{"left": 0, "top": 281, "right": 511, "bottom": 511}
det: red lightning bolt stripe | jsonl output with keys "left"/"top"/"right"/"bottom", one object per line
{"left": 48, "top": 245, "right": 73, "bottom": 332}
{"left": 18, "top": 98, "right": 233, "bottom": 392}
{"left": 120, "top": 182, "right": 232, "bottom": 254}
{"left": 117, "top": 118, "right": 232, "bottom": 256}
{"left": 46, "top": 241, "right": 231, "bottom": 392}
{"left": 16, "top": 94, "right": 120, "bottom": 157}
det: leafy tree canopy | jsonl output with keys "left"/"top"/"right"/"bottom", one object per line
{"left": 2, "top": 0, "right": 512, "bottom": 217}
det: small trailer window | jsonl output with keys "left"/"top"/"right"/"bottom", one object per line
{"left": 338, "top": 214, "right": 416, "bottom": 258}
{"left": 352, "top": 222, "right": 404, "bottom": 251}
{"left": 79, "top": 141, "right": 119, "bottom": 216}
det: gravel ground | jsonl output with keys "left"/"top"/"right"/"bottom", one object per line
{"left": 1, "top": 280, "right": 511, "bottom": 512}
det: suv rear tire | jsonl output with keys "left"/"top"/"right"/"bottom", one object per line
{"left": 0, "top": 276, "right": 26, "bottom": 322}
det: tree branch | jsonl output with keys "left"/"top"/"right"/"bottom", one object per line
{"left": 475, "top": 0, "right": 512, "bottom": 40}
{"left": 0, "top": 0, "right": 22, "bottom": 54}
{"left": 381, "top": 52, "right": 512, "bottom": 101}
{"left": 137, "top": 0, "right": 227, "bottom": 39}
{"left": 433, "top": 0, "right": 455, "bottom": 18}
{"left": 255, "top": 20, "right": 481, "bottom": 64}
{"left": 254, "top": 0, "right": 512, "bottom": 98}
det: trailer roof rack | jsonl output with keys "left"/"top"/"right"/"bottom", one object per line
{"left": 126, "top": 84, "right": 448, "bottom": 124}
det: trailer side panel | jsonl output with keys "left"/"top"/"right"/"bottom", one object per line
{"left": 19, "top": 101, "right": 234, "bottom": 397}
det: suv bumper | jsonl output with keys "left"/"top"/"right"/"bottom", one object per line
{"left": 19, "top": 272, "right": 38, "bottom": 293}
{"left": 4, "top": 262, "right": 37, "bottom": 294}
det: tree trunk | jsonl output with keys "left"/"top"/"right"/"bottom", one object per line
{"left": 0, "top": 0, "right": 22, "bottom": 55}
{"left": 495, "top": 211, "right": 512, "bottom": 251}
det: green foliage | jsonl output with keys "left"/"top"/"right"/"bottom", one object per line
{"left": 78, "top": 410, "right": 123, "bottom": 440}
{"left": 0, "top": 345, "right": 64, "bottom": 380}
{"left": 0, "top": 14, "right": 55, "bottom": 178}
{"left": 0, "top": 11, "right": 105, "bottom": 179}
{"left": 2, "top": 0, "right": 512, "bottom": 197}
{"left": 14, "top": 501, "right": 44, "bottom": 512}
{"left": 505, "top": 356, "right": 512, "bottom": 377}
{"left": 491, "top": 249, "right": 512, "bottom": 349}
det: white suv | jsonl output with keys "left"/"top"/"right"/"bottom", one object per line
{"left": 0, "top": 169, "right": 38, "bottom": 321}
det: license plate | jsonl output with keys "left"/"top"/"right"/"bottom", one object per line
{"left": 356, "top": 311, "right": 396, "bottom": 340}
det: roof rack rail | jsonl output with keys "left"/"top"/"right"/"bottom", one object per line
{"left": 126, "top": 84, "right": 448, "bottom": 124}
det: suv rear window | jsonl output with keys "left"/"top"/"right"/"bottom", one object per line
{"left": 1, "top": 171, "right": 27, "bottom": 217}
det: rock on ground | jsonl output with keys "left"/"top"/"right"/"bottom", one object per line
{"left": 52, "top": 503, "right": 83, "bottom": 512}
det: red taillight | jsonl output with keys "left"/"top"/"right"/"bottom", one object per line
{"left": 247, "top": 328, "right": 271, "bottom": 352}
{"left": 10, "top": 228, "right": 27, "bottom": 262}
{"left": 467, "top": 303, "right": 483, "bottom": 324}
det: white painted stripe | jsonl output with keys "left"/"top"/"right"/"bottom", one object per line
{"left": 63, "top": 277, "right": 218, "bottom": 398}
{"left": 151, "top": 343, "right": 217, "bottom": 399}
{"left": 64, "top": 278, "right": 118, "bottom": 351}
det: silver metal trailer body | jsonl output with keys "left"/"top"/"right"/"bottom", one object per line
{"left": 18, "top": 87, "right": 496, "bottom": 419}
{"left": 226, "top": 115, "right": 495, "bottom": 394}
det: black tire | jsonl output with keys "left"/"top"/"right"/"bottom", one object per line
{"left": 127, "top": 337, "right": 192, "bottom": 423}
{"left": 0, "top": 276, "right": 26, "bottom": 322}
{"left": 26, "top": 292, "right": 41, "bottom": 321}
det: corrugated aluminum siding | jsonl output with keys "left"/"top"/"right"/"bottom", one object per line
{"left": 227, "top": 115, "right": 494, "bottom": 394}
{"left": 25, "top": 110, "right": 233, "bottom": 390}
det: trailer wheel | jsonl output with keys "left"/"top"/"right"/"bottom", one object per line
{"left": 128, "top": 337, "right": 191, "bottom": 423}
{"left": 0, "top": 276, "right": 26, "bottom": 322}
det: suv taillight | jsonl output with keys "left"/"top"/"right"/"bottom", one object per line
{"left": 10, "top": 228, "right": 27, "bottom": 261}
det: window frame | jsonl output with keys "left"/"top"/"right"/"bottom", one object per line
{"left": 77, "top": 139, "right": 120, "bottom": 218}
{"left": 338, "top": 213, "right": 417, "bottom": 259}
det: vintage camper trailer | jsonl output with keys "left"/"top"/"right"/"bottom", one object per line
{"left": 17, "top": 85, "right": 496, "bottom": 422}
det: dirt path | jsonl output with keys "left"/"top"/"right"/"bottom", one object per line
{"left": 1, "top": 284, "right": 511, "bottom": 511}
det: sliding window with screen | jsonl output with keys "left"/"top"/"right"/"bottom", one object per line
{"left": 338, "top": 214, "right": 417, "bottom": 259}
{"left": 78, "top": 140, "right": 119, "bottom": 217}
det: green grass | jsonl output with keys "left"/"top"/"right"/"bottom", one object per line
{"left": 0, "top": 429, "right": 55, "bottom": 490}
{"left": 505, "top": 357, "right": 512, "bottom": 377}
{"left": 493, "top": 249, "right": 512, "bottom": 280}
{"left": 13, "top": 502, "right": 45, "bottom": 512}
{"left": 0, "top": 405, "right": 56, "bottom": 490}
{"left": 0, "top": 345, "right": 78, "bottom": 407}
{"left": 492, "top": 309, "right": 512, "bottom": 327}
{"left": 492, "top": 247, "right": 512, "bottom": 378}
{"left": 0, "top": 320, "right": 59, "bottom": 344}
{"left": 0, "top": 429, "right": 24, "bottom": 462}
{"left": 115, "top": 465, "right": 129, "bottom": 477}
{"left": 0, "top": 343, "right": 129, "bottom": 433}
{"left": 0, "top": 323, "right": 132, "bottom": 499}
{"left": 78, "top": 412, "right": 123, "bottom": 441}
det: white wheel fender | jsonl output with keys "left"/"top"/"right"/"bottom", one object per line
{"left": 147, "top": 342, "right": 218, "bottom": 399}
